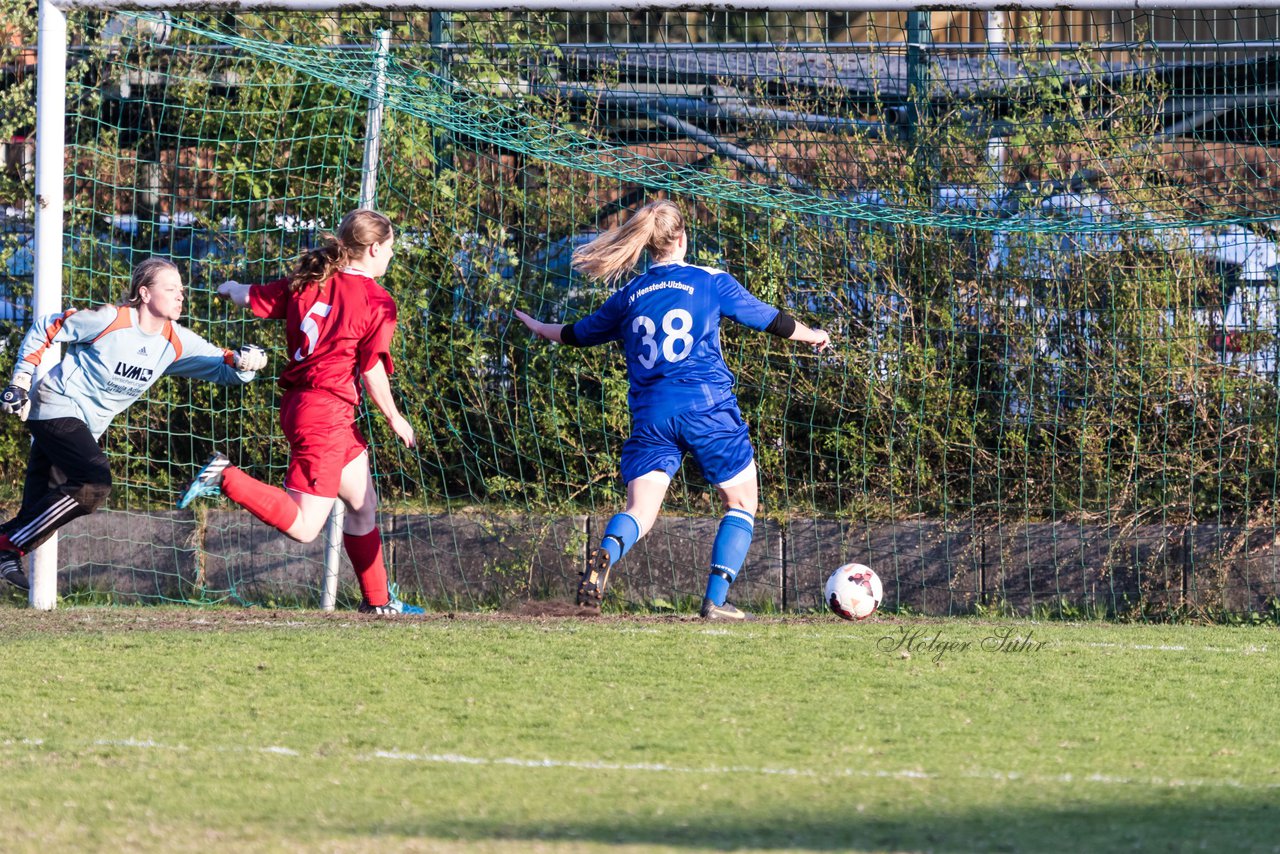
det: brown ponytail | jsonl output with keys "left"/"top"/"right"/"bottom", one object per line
{"left": 290, "top": 209, "right": 393, "bottom": 292}
{"left": 571, "top": 200, "right": 685, "bottom": 285}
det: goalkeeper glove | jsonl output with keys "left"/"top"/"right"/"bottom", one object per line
{"left": 0, "top": 372, "right": 31, "bottom": 420}
{"left": 234, "top": 344, "right": 268, "bottom": 372}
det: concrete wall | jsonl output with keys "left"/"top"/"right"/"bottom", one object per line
{"left": 50, "top": 508, "right": 1280, "bottom": 615}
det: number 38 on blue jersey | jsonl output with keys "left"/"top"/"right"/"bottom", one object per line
{"left": 566, "top": 261, "right": 780, "bottom": 425}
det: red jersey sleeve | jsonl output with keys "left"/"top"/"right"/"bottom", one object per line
{"left": 355, "top": 289, "right": 398, "bottom": 376}
{"left": 248, "top": 278, "right": 293, "bottom": 320}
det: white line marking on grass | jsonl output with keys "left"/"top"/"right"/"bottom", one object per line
{"left": 366, "top": 749, "right": 1279, "bottom": 791}
{"left": 1085, "top": 642, "right": 1268, "bottom": 655}
{"left": 9, "top": 738, "right": 1278, "bottom": 792}
{"left": 369, "top": 750, "right": 933, "bottom": 779}
{"left": 91, "top": 738, "right": 298, "bottom": 756}
{"left": 97, "top": 738, "right": 176, "bottom": 749}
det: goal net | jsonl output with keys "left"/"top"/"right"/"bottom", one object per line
{"left": 7, "top": 8, "right": 1280, "bottom": 616}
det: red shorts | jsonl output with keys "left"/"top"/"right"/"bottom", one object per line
{"left": 280, "top": 389, "right": 367, "bottom": 498}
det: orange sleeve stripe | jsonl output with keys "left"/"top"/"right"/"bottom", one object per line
{"left": 162, "top": 321, "right": 183, "bottom": 362}
{"left": 89, "top": 305, "right": 132, "bottom": 345}
{"left": 23, "top": 308, "right": 78, "bottom": 366}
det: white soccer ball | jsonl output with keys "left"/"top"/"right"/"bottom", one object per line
{"left": 824, "top": 563, "right": 883, "bottom": 621}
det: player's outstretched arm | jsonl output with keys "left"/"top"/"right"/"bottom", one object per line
{"left": 513, "top": 309, "right": 567, "bottom": 344}
{"left": 217, "top": 280, "right": 253, "bottom": 308}
{"left": 361, "top": 360, "right": 415, "bottom": 448}
{"left": 789, "top": 320, "right": 832, "bottom": 352}
{"left": 166, "top": 327, "right": 266, "bottom": 385}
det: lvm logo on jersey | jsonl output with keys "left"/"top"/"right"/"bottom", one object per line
{"left": 113, "top": 362, "right": 155, "bottom": 382}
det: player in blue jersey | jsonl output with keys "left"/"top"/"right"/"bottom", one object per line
{"left": 515, "top": 200, "right": 831, "bottom": 619}
{"left": 0, "top": 257, "right": 265, "bottom": 591}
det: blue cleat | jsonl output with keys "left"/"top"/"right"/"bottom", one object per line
{"left": 359, "top": 583, "right": 424, "bottom": 615}
{"left": 179, "top": 452, "right": 231, "bottom": 509}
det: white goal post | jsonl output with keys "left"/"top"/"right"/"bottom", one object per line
{"left": 26, "top": 0, "right": 1280, "bottom": 609}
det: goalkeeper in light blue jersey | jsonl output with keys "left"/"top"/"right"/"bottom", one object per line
{"left": 0, "top": 257, "right": 266, "bottom": 591}
{"left": 515, "top": 200, "right": 831, "bottom": 620}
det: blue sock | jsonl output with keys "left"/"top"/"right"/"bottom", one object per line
{"left": 600, "top": 512, "right": 641, "bottom": 565}
{"left": 705, "top": 509, "right": 754, "bottom": 606}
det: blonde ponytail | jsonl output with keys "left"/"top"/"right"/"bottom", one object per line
{"left": 290, "top": 209, "right": 393, "bottom": 292}
{"left": 572, "top": 200, "right": 685, "bottom": 285}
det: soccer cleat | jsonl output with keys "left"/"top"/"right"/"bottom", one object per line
{"left": 358, "top": 584, "right": 424, "bottom": 615}
{"left": 699, "top": 597, "right": 748, "bottom": 621}
{"left": 0, "top": 551, "right": 28, "bottom": 591}
{"left": 576, "top": 546, "right": 614, "bottom": 608}
{"left": 179, "top": 452, "right": 231, "bottom": 509}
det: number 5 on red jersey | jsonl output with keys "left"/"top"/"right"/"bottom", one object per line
{"left": 294, "top": 302, "right": 332, "bottom": 361}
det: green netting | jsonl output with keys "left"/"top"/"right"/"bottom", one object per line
{"left": 153, "top": 11, "right": 1280, "bottom": 232}
{"left": 3, "top": 9, "right": 1280, "bottom": 617}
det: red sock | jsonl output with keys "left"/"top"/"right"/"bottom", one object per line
{"left": 221, "top": 467, "right": 301, "bottom": 534}
{"left": 343, "top": 528, "right": 389, "bottom": 607}
{"left": 0, "top": 533, "right": 21, "bottom": 554}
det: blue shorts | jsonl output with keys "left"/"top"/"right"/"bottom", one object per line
{"left": 620, "top": 400, "right": 755, "bottom": 486}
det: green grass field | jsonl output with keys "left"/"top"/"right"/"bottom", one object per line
{"left": 1, "top": 608, "right": 1277, "bottom": 853}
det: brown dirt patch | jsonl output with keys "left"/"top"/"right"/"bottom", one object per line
{"left": 508, "top": 599, "right": 605, "bottom": 618}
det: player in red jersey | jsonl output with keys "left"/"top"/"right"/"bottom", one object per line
{"left": 179, "top": 209, "right": 422, "bottom": 614}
